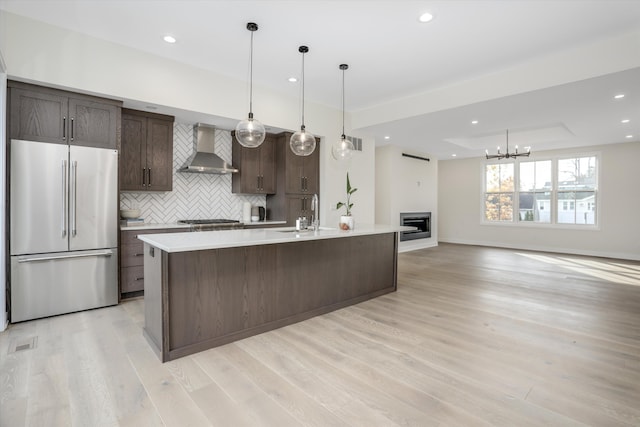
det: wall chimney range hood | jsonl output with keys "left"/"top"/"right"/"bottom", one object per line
{"left": 179, "top": 123, "right": 239, "bottom": 174}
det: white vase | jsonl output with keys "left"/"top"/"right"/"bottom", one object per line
{"left": 339, "top": 215, "right": 354, "bottom": 230}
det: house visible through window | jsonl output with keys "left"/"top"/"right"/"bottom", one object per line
{"left": 519, "top": 160, "right": 551, "bottom": 223}
{"left": 484, "top": 155, "right": 597, "bottom": 226}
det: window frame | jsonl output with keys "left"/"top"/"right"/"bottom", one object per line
{"left": 481, "top": 152, "right": 600, "bottom": 229}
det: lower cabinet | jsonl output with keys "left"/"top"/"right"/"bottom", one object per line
{"left": 120, "top": 228, "right": 185, "bottom": 299}
{"left": 285, "top": 195, "right": 316, "bottom": 226}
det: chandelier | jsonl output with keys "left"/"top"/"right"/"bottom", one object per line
{"left": 485, "top": 130, "right": 531, "bottom": 160}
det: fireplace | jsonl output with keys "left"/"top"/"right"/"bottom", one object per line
{"left": 400, "top": 212, "right": 431, "bottom": 241}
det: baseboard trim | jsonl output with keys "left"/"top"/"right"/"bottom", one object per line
{"left": 438, "top": 238, "right": 640, "bottom": 261}
{"left": 398, "top": 240, "right": 438, "bottom": 253}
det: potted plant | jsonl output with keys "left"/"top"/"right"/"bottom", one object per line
{"left": 336, "top": 172, "right": 357, "bottom": 230}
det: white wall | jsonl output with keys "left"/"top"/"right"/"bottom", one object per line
{"left": 438, "top": 141, "right": 640, "bottom": 260}
{"left": 375, "top": 144, "right": 438, "bottom": 252}
{"left": 0, "top": 47, "right": 7, "bottom": 331}
{"left": 0, "top": 11, "right": 376, "bottom": 228}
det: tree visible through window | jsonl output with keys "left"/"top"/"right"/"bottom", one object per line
{"left": 484, "top": 163, "right": 514, "bottom": 221}
{"left": 483, "top": 155, "right": 597, "bottom": 226}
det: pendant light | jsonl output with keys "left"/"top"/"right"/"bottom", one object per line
{"left": 290, "top": 46, "right": 316, "bottom": 156}
{"left": 235, "top": 22, "right": 266, "bottom": 148}
{"left": 331, "top": 64, "right": 355, "bottom": 161}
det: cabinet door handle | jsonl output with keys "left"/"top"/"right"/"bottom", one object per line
{"left": 135, "top": 277, "right": 144, "bottom": 281}
{"left": 70, "top": 117, "right": 74, "bottom": 141}
{"left": 148, "top": 168, "right": 151, "bottom": 187}
{"left": 62, "top": 117, "right": 66, "bottom": 141}
{"left": 134, "top": 253, "right": 144, "bottom": 257}
{"left": 142, "top": 168, "right": 146, "bottom": 187}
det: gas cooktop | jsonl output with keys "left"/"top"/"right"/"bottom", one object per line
{"left": 178, "top": 219, "right": 240, "bottom": 225}
{"left": 178, "top": 219, "right": 244, "bottom": 231}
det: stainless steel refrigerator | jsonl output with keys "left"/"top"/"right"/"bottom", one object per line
{"left": 10, "top": 139, "right": 118, "bottom": 322}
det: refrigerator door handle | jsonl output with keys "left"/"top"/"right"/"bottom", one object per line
{"left": 62, "top": 160, "right": 68, "bottom": 237}
{"left": 71, "top": 160, "right": 78, "bottom": 236}
{"left": 16, "top": 250, "right": 114, "bottom": 263}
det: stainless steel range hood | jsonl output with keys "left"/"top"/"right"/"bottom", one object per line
{"left": 179, "top": 123, "right": 239, "bottom": 174}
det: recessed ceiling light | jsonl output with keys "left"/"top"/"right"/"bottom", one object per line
{"left": 471, "top": 120, "right": 478, "bottom": 124}
{"left": 384, "top": 136, "right": 390, "bottom": 140}
{"left": 419, "top": 12, "right": 434, "bottom": 23}
{"left": 621, "top": 119, "right": 630, "bottom": 123}
{"left": 451, "top": 154, "right": 457, "bottom": 157}
{"left": 626, "top": 135, "right": 633, "bottom": 138}
{"left": 163, "top": 35, "right": 176, "bottom": 44}
{"left": 288, "top": 77, "right": 298, "bottom": 83}
{"left": 614, "top": 94, "right": 625, "bottom": 99}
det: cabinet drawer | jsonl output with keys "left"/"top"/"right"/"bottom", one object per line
{"left": 121, "top": 244, "right": 145, "bottom": 267}
{"left": 121, "top": 266, "right": 144, "bottom": 293}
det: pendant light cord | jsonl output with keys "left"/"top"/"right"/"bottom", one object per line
{"left": 341, "top": 67, "right": 345, "bottom": 137}
{"left": 249, "top": 29, "right": 254, "bottom": 115}
{"left": 301, "top": 50, "right": 306, "bottom": 128}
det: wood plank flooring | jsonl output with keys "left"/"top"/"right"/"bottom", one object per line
{"left": 1, "top": 243, "right": 639, "bottom": 426}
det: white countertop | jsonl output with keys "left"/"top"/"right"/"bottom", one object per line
{"left": 120, "top": 220, "right": 286, "bottom": 231}
{"left": 120, "top": 223, "right": 191, "bottom": 231}
{"left": 138, "top": 224, "right": 413, "bottom": 253}
{"left": 243, "top": 220, "right": 287, "bottom": 227}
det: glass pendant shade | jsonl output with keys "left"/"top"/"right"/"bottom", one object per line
{"left": 291, "top": 45, "right": 316, "bottom": 156}
{"left": 236, "top": 22, "right": 264, "bottom": 148}
{"left": 290, "top": 125, "right": 316, "bottom": 156}
{"left": 235, "top": 113, "right": 266, "bottom": 147}
{"left": 331, "top": 134, "right": 355, "bottom": 161}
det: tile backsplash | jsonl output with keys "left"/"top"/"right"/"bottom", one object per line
{"left": 120, "top": 123, "right": 265, "bottom": 223}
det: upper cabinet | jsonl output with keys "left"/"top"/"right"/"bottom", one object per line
{"left": 8, "top": 81, "right": 121, "bottom": 149}
{"left": 266, "top": 132, "right": 321, "bottom": 226}
{"left": 120, "top": 109, "right": 174, "bottom": 192}
{"left": 231, "top": 132, "right": 276, "bottom": 194}
{"left": 279, "top": 132, "right": 320, "bottom": 194}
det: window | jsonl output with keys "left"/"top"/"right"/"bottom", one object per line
{"left": 557, "top": 157, "right": 597, "bottom": 225}
{"left": 484, "top": 163, "right": 514, "bottom": 221}
{"left": 518, "top": 160, "right": 551, "bottom": 223}
{"left": 483, "top": 155, "right": 597, "bottom": 226}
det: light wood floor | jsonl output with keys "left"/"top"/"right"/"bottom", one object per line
{"left": 2, "top": 243, "right": 640, "bottom": 426}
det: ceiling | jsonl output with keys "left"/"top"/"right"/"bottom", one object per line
{"left": 1, "top": 0, "right": 639, "bottom": 159}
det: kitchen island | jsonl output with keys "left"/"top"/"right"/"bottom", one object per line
{"left": 139, "top": 225, "right": 407, "bottom": 362}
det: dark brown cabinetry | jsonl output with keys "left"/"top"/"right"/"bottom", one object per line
{"left": 282, "top": 133, "right": 320, "bottom": 194}
{"left": 120, "top": 109, "right": 174, "bottom": 191}
{"left": 231, "top": 132, "right": 276, "bottom": 194}
{"left": 120, "top": 228, "right": 184, "bottom": 298}
{"left": 8, "top": 81, "right": 121, "bottom": 149}
{"left": 267, "top": 132, "right": 320, "bottom": 225}
{"left": 143, "top": 232, "right": 398, "bottom": 361}
{"left": 285, "top": 195, "right": 315, "bottom": 223}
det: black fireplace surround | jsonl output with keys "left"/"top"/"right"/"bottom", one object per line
{"left": 400, "top": 212, "right": 431, "bottom": 241}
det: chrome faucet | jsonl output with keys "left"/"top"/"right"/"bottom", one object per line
{"left": 311, "top": 193, "right": 319, "bottom": 230}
